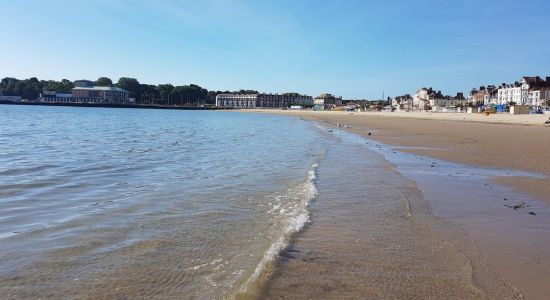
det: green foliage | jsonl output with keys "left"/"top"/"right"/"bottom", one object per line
{"left": 95, "top": 77, "right": 113, "bottom": 87}
{"left": 156, "top": 84, "right": 174, "bottom": 104}
{"left": 0, "top": 76, "right": 212, "bottom": 105}
{"left": 43, "top": 79, "right": 74, "bottom": 93}
{"left": 140, "top": 84, "right": 160, "bottom": 104}
{"left": 116, "top": 77, "right": 141, "bottom": 99}
{"left": 237, "top": 89, "right": 258, "bottom": 94}
{"left": 169, "top": 84, "right": 208, "bottom": 106}
{"left": 0, "top": 77, "right": 75, "bottom": 100}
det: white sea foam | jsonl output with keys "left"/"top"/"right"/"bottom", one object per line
{"left": 238, "top": 163, "right": 319, "bottom": 294}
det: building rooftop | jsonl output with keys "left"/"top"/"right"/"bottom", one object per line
{"left": 72, "top": 86, "right": 128, "bottom": 92}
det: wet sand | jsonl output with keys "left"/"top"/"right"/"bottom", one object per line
{"left": 262, "top": 131, "right": 520, "bottom": 299}
{"left": 247, "top": 110, "right": 550, "bottom": 299}
{"left": 251, "top": 110, "right": 550, "bottom": 201}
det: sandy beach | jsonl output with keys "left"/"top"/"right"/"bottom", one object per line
{"left": 253, "top": 110, "right": 550, "bottom": 201}
{"left": 246, "top": 109, "right": 550, "bottom": 299}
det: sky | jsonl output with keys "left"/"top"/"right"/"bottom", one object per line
{"left": 1, "top": 0, "right": 550, "bottom": 99}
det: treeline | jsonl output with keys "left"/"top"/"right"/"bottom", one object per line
{"left": 0, "top": 76, "right": 259, "bottom": 105}
{"left": 0, "top": 77, "right": 74, "bottom": 100}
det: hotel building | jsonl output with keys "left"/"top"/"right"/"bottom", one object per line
{"left": 215, "top": 93, "right": 313, "bottom": 108}
{"left": 215, "top": 94, "right": 258, "bottom": 108}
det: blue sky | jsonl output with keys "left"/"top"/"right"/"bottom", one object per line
{"left": 1, "top": 0, "right": 550, "bottom": 98}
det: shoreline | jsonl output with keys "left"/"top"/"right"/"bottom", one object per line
{"left": 0, "top": 101, "right": 229, "bottom": 111}
{"left": 245, "top": 110, "right": 550, "bottom": 202}
{"left": 243, "top": 110, "right": 550, "bottom": 299}
{"left": 261, "top": 124, "right": 521, "bottom": 298}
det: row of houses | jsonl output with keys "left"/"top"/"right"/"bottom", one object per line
{"left": 40, "top": 80, "right": 132, "bottom": 104}
{"left": 474, "top": 76, "right": 550, "bottom": 106}
{"left": 468, "top": 78, "right": 550, "bottom": 107}
{"left": 392, "top": 89, "right": 467, "bottom": 112}
{"left": 392, "top": 76, "right": 550, "bottom": 112}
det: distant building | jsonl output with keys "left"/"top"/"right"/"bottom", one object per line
{"left": 0, "top": 96, "right": 22, "bottom": 102}
{"left": 313, "top": 93, "right": 342, "bottom": 110}
{"left": 72, "top": 86, "right": 129, "bottom": 103}
{"left": 414, "top": 88, "right": 467, "bottom": 111}
{"left": 40, "top": 80, "right": 129, "bottom": 104}
{"left": 520, "top": 77, "right": 548, "bottom": 105}
{"left": 280, "top": 93, "right": 313, "bottom": 106}
{"left": 215, "top": 94, "right": 257, "bottom": 108}
{"left": 392, "top": 94, "right": 413, "bottom": 111}
{"left": 497, "top": 83, "right": 522, "bottom": 105}
{"left": 40, "top": 91, "right": 73, "bottom": 102}
{"left": 469, "top": 85, "right": 497, "bottom": 106}
{"left": 528, "top": 87, "right": 550, "bottom": 107}
{"left": 413, "top": 88, "right": 439, "bottom": 110}
{"left": 74, "top": 80, "right": 94, "bottom": 88}
{"left": 215, "top": 93, "right": 312, "bottom": 108}
{"left": 497, "top": 77, "right": 550, "bottom": 105}
{"left": 256, "top": 94, "right": 285, "bottom": 108}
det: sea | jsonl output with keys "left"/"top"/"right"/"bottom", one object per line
{"left": 0, "top": 105, "right": 531, "bottom": 299}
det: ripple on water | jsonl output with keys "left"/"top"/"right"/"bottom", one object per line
{"left": 0, "top": 107, "right": 324, "bottom": 299}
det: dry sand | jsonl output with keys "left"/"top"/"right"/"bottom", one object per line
{"left": 251, "top": 110, "right": 550, "bottom": 201}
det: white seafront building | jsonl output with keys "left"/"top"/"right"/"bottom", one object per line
{"left": 497, "top": 83, "right": 523, "bottom": 105}
{"left": 497, "top": 77, "right": 550, "bottom": 106}
{"left": 215, "top": 93, "right": 313, "bottom": 109}
{"left": 215, "top": 94, "right": 257, "bottom": 108}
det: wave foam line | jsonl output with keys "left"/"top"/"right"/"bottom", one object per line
{"left": 238, "top": 163, "right": 318, "bottom": 294}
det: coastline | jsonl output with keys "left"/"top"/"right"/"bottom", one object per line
{"left": 260, "top": 124, "right": 521, "bottom": 299}
{"left": 246, "top": 110, "right": 550, "bottom": 202}
{"left": 243, "top": 109, "right": 550, "bottom": 299}
{"left": 0, "top": 101, "right": 229, "bottom": 111}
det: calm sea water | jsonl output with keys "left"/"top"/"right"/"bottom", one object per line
{"left": 0, "top": 105, "right": 525, "bottom": 299}
{"left": 0, "top": 105, "right": 323, "bottom": 298}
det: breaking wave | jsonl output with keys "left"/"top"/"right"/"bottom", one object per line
{"left": 238, "top": 162, "right": 319, "bottom": 295}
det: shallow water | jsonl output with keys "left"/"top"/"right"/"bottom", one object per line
{"left": 262, "top": 123, "right": 521, "bottom": 299}
{"left": 1, "top": 106, "right": 540, "bottom": 299}
{"left": 0, "top": 106, "right": 323, "bottom": 298}
{"left": 273, "top": 122, "right": 549, "bottom": 299}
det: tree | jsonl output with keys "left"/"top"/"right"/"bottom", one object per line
{"left": 116, "top": 77, "right": 141, "bottom": 101}
{"left": 139, "top": 84, "right": 160, "bottom": 104}
{"left": 170, "top": 84, "right": 208, "bottom": 106}
{"left": 0, "top": 77, "right": 19, "bottom": 96}
{"left": 42, "top": 79, "right": 74, "bottom": 93}
{"left": 95, "top": 77, "right": 113, "bottom": 87}
{"left": 237, "top": 89, "right": 258, "bottom": 94}
{"left": 0, "top": 76, "right": 211, "bottom": 105}
{"left": 157, "top": 84, "right": 174, "bottom": 105}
